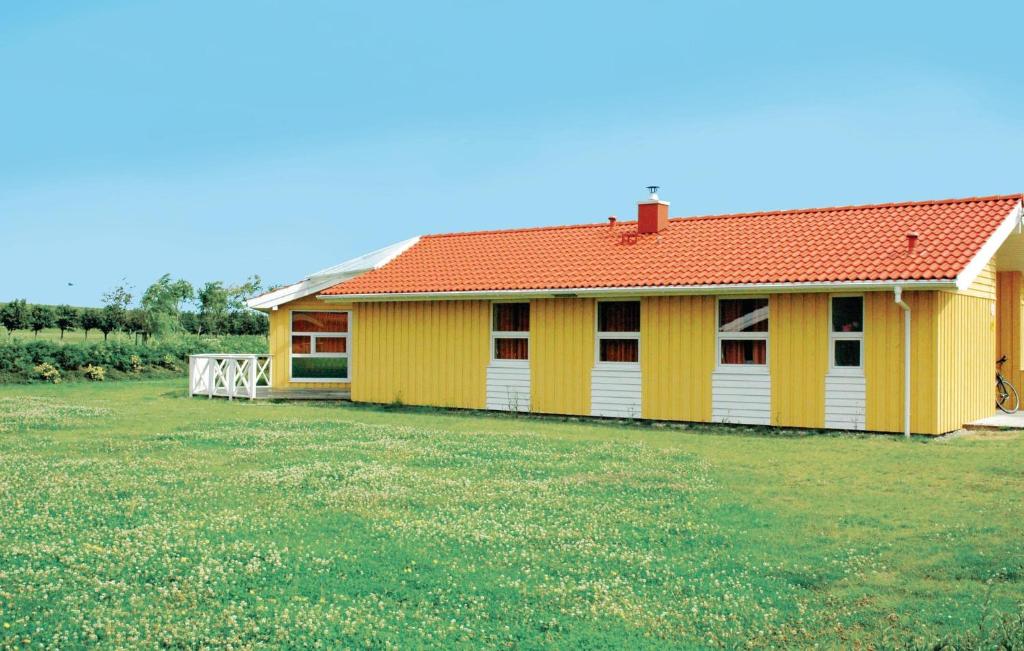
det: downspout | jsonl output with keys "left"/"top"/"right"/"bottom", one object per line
{"left": 893, "top": 286, "right": 911, "bottom": 438}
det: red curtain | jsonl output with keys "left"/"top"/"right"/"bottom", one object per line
{"left": 293, "top": 312, "right": 348, "bottom": 333}
{"left": 601, "top": 339, "right": 639, "bottom": 362}
{"left": 495, "top": 338, "right": 528, "bottom": 360}
{"left": 291, "top": 336, "right": 311, "bottom": 353}
{"left": 599, "top": 302, "right": 640, "bottom": 332}
{"left": 721, "top": 340, "right": 766, "bottom": 364}
{"left": 315, "top": 337, "right": 347, "bottom": 353}
{"left": 718, "top": 299, "right": 768, "bottom": 333}
{"left": 493, "top": 304, "right": 530, "bottom": 332}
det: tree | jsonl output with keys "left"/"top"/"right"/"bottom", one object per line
{"left": 0, "top": 299, "right": 29, "bottom": 338}
{"left": 125, "top": 309, "right": 149, "bottom": 344}
{"left": 80, "top": 308, "right": 102, "bottom": 340}
{"left": 197, "top": 276, "right": 262, "bottom": 335}
{"left": 227, "top": 275, "right": 262, "bottom": 312}
{"left": 141, "top": 274, "right": 194, "bottom": 337}
{"left": 100, "top": 280, "right": 134, "bottom": 341}
{"left": 197, "top": 282, "right": 229, "bottom": 335}
{"left": 98, "top": 305, "right": 122, "bottom": 342}
{"left": 55, "top": 305, "right": 79, "bottom": 340}
{"left": 29, "top": 304, "right": 55, "bottom": 337}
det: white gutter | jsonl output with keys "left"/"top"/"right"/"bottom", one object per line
{"left": 893, "top": 286, "right": 911, "bottom": 438}
{"left": 318, "top": 278, "right": 957, "bottom": 302}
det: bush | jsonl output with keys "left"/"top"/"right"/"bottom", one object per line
{"left": 0, "top": 334, "right": 267, "bottom": 383}
{"left": 34, "top": 362, "right": 61, "bottom": 383}
{"left": 83, "top": 364, "right": 105, "bottom": 381}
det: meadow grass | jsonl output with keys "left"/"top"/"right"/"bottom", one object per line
{"left": 2, "top": 327, "right": 134, "bottom": 344}
{"left": 0, "top": 380, "right": 1022, "bottom": 648}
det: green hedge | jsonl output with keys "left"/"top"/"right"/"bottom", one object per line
{"left": 0, "top": 335, "right": 267, "bottom": 383}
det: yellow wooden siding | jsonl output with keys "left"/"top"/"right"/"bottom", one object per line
{"left": 640, "top": 296, "right": 715, "bottom": 422}
{"left": 264, "top": 286, "right": 994, "bottom": 436}
{"left": 996, "top": 271, "right": 1024, "bottom": 399}
{"left": 530, "top": 298, "right": 594, "bottom": 415}
{"left": 268, "top": 295, "right": 353, "bottom": 390}
{"left": 935, "top": 291, "right": 995, "bottom": 432}
{"left": 769, "top": 293, "right": 828, "bottom": 428}
{"left": 863, "top": 291, "right": 940, "bottom": 434}
{"left": 960, "top": 258, "right": 997, "bottom": 300}
{"left": 351, "top": 300, "right": 488, "bottom": 408}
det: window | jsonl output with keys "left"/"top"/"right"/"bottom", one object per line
{"left": 492, "top": 303, "right": 529, "bottom": 361}
{"left": 291, "top": 311, "right": 349, "bottom": 381}
{"left": 830, "top": 296, "right": 863, "bottom": 369}
{"left": 718, "top": 298, "right": 768, "bottom": 366}
{"left": 597, "top": 301, "right": 640, "bottom": 363}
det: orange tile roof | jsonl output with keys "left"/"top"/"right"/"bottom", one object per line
{"left": 322, "top": 194, "right": 1022, "bottom": 296}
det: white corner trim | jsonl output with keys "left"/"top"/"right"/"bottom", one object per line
{"left": 956, "top": 200, "right": 1023, "bottom": 291}
{"left": 246, "top": 275, "right": 359, "bottom": 311}
{"left": 308, "top": 236, "right": 420, "bottom": 279}
{"left": 246, "top": 236, "right": 421, "bottom": 310}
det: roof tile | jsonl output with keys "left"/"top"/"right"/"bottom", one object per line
{"left": 322, "top": 194, "right": 1022, "bottom": 296}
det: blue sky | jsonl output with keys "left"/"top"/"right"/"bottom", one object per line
{"left": 3, "top": 0, "right": 1023, "bottom": 305}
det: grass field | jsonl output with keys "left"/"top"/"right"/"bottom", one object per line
{"left": 2, "top": 327, "right": 137, "bottom": 344}
{"left": 1, "top": 380, "right": 1022, "bottom": 648}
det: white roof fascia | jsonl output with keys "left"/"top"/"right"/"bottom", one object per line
{"left": 317, "top": 278, "right": 958, "bottom": 302}
{"left": 309, "top": 237, "right": 419, "bottom": 279}
{"left": 247, "top": 236, "right": 420, "bottom": 310}
{"left": 955, "top": 200, "right": 1023, "bottom": 291}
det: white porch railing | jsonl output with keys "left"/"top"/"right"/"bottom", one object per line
{"left": 188, "top": 354, "right": 272, "bottom": 400}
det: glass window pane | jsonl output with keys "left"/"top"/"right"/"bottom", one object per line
{"left": 292, "top": 356, "right": 348, "bottom": 379}
{"left": 291, "top": 335, "right": 311, "bottom": 354}
{"left": 600, "top": 338, "right": 639, "bottom": 362}
{"left": 719, "top": 299, "right": 769, "bottom": 332}
{"left": 834, "top": 340, "right": 861, "bottom": 367}
{"left": 720, "top": 339, "right": 767, "bottom": 365}
{"left": 315, "top": 336, "right": 347, "bottom": 353}
{"left": 832, "top": 297, "right": 863, "bottom": 333}
{"left": 494, "top": 338, "right": 528, "bottom": 360}
{"left": 493, "top": 303, "right": 530, "bottom": 332}
{"left": 292, "top": 311, "right": 348, "bottom": 333}
{"left": 598, "top": 302, "right": 640, "bottom": 332}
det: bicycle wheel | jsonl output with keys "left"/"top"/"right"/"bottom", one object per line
{"left": 997, "top": 376, "right": 1020, "bottom": 414}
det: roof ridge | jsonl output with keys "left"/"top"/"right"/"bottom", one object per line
{"left": 420, "top": 193, "right": 1023, "bottom": 239}
{"left": 678, "top": 193, "right": 1024, "bottom": 223}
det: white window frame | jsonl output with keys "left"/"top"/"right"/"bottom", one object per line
{"left": 289, "top": 309, "right": 351, "bottom": 383}
{"left": 595, "top": 299, "right": 641, "bottom": 368}
{"left": 716, "top": 296, "right": 769, "bottom": 372}
{"left": 829, "top": 294, "right": 864, "bottom": 374}
{"left": 491, "top": 302, "right": 530, "bottom": 366}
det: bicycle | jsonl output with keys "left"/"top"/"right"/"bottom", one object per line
{"left": 996, "top": 355, "right": 1019, "bottom": 414}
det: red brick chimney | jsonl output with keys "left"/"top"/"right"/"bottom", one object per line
{"left": 637, "top": 185, "right": 669, "bottom": 234}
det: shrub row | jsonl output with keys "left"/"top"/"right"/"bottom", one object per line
{"left": 0, "top": 335, "right": 268, "bottom": 383}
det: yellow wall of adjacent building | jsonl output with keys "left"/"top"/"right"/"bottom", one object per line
{"left": 530, "top": 298, "right": 594, "bottom": 416}
{"left": 935, "top": 290, "right": 996, "bottom": 433}
{"left": 769, "top": 293, "right": 829, "bottom": 429}
{"left": 268, "top": 295, "right": 353, "bottom": 391}
{"left": 640, "top": 295, "right": 715, "bottom": 422}
{"left": 996, "top": 271, "right": 1024, "bottom": 401}
{"left": 351, "top": 300, "right": 489, "bottom": 408}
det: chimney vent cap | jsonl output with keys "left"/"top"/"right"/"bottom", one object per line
{"left": 646, "top": 185, "right": 660, "bottom": 201}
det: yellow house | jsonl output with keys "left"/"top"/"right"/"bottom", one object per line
{"left": 245, "top": 191, "right": 1024, "bottom": 436}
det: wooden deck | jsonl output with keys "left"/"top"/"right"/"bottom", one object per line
{"left": 252, "top": 387, "right": 351, "bottom": 401}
